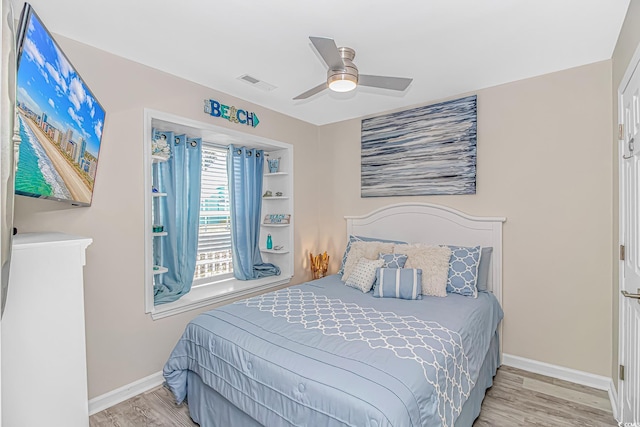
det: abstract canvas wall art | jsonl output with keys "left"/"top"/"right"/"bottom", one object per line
{"left": 361, "top": 95, "right": 477, "bottom": 197}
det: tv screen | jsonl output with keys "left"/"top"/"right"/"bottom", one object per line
{"left": 14, "top": 3, "right": 105, "bottom": 206}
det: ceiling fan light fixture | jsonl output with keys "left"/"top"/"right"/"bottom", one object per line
{"left": 328, "top": 73, "right": 357, "bottom": 92}
{"left": 292, "top": 37, "right": 413, "bottom": 100}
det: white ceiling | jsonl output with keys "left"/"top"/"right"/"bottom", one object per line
{"left": 11, "top": 0, "right": 630, "bottom": 126}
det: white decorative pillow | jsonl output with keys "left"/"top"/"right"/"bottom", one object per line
{"left": 345, "top": 258, "right": 384, "bottom": 293}
{"left": 394, "top": 244, "right": 452, "bottom": 297}
{"left": 342, "top": 241, "right": 394, "bottom": 281}
{"left": 339, "top": 235, "right": 407, "bottom": 275}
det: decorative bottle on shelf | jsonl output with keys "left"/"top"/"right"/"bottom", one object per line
{"left": 266, "top": 234, "right": 273, "bottom": 250}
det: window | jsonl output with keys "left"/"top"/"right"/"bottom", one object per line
{"left": 144, "top": 110, "right": 294, "bottom": 319}
{"left": 193, "top": 143, "right": 233, "bottom": 285}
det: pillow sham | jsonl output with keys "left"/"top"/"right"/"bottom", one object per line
{"left": 378, "top": 253, "right": 408, "bottom": 269}
{"left": 342, "top": 241, "right": 394, "bottom": 282}
{"left": 476, "top": 247, "right": 493, "bottom": 292}
{"left": 373, "top": 268, "right": 422, "bottom": 300}
{"left": 339, "top": 235, "right": 407, "bottom": 276}
{"left": 394, "top": 244, "right": 451, "bottom": 297}
{"left": 446, "top": 245, "right": 482, "bottom": 298}
{"left": 345, "top": 258, "right": 384, "bottom": 293}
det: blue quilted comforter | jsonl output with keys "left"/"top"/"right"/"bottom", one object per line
{"left": 164, "top": 275, "right": 503, "bottom": 427}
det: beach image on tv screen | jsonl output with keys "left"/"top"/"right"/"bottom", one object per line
{"left": 15, "top": 11, "right": 105, "bottom": 206}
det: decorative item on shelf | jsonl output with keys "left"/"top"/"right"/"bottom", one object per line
{"left": 152, "top": 224, "right": 164, "bottom": 233}
{"left": 263, "top": 190, "right": 273, "bottom": 198}
{"left": 310, "top": 251, "right": 329, "bottom": 280}
{"left": 263, "top": 214, "right": 291, "bottom": 224}
{"left": 266, "top": 234, "right": 273, "bottom": 250}
{"left": 152, "top": 187, "right": 159, "bottom": 193}
{"left": 275, "top": 192, "right": 283, "bottom": 197}
{"left": 151, "top": 135, "right": 171, "bottom": 160}
{"left": 267, "top": 157, "right": 280, "bottom": 173}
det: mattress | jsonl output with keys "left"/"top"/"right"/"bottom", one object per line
{"left": 164, "top": 274, "right": 503, "bottom": 427}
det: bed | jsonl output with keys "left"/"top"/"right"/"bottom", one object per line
{"left": 164, "top": 203, "right": 506, "bottom": 427}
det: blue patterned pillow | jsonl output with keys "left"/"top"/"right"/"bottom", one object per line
{"left": 446, "top": 245, "right": 482, "bottom": 298}
{"left": 373, "top": 268, "right": 422, "bottom": 300}
{"left": 378, "top": 253, "right": 408, "bottom": 268}
{"left": 338, "top": 235, "right": 407, "bottom": 275}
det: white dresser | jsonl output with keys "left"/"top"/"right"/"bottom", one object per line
{"left": 2, "top": 233, "right": 92, "bottom": 427}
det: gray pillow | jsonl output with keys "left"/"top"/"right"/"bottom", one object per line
{"left": 476, "top": 247, "right": 493, "bottom": 292}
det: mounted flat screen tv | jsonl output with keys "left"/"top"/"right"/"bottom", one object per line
{"left": 14, "top": 3, "right": 105, "bottom": 206}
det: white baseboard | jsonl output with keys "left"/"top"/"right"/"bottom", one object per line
{"left": 88, "top": 371, "right": 164, "bottom": 416}
{"left": 502, "top": 354, "right": 611, "bottom": 390}
{"left": 502, "top": 354, "right": 618, "bottom": 420}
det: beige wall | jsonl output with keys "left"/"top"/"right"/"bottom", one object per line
{"left": 13, "top": 36, "right": 320, "bottom": 398}
{"left": 611, "top": 0, "right": 640, "bottom": 390}
{"left": 13, "top": 33, "right": 616, "bottom": 398}
{"left": 317, "top": 61, "right": 614, "bottom": 377}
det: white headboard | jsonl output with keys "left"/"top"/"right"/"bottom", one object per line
{"left": 345, "top": 203, "right": 506, "bottom": 306}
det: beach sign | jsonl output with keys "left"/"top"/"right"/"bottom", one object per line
{"left": 204, "top": 99, "right": 260, "bottom": 128}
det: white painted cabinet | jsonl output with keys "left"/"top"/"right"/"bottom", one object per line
{"left": 2, "top": 232, "right": 92, "bottom": 427}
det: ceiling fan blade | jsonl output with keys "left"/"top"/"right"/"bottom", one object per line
{"left": 359, "top": 75, "right": 413, "bottom": 91}
{"left": 309, "top": 36, "right": 344, "bottom": 70}
{"left": 293, "top": 83, "right": 327, "bottom": 100}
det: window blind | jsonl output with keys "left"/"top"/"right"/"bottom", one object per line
{"left": 194, "top": 143, "right": 233, "bottom": 281}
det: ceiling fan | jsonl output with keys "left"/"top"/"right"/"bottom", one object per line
{"left": 293, "top": 36, "right": 413, "bottom": 100}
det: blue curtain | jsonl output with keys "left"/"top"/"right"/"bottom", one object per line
{"left": 153, "top": 130, "right": 202, "bottom": 304}
{"left": 227, "top": 145, "right": 280, "bottom": 280}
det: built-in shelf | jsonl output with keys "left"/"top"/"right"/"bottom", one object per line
{"left": 260, "top": 149, "right": 293, "bottom": 290}
{"left": 260, "top": 248, "right": 290, "bottom": 254}
{"left": 153, "top": 266, "right": 168, "bottom": 275}
{"left": 150, "top": 154, "right": 169, "bottom": 283}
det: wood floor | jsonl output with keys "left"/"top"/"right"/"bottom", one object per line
{"left": 90, "top": 365, "right": 618, "bottom": 427}
{"left": 473, "top": 366, "right": 616, "bottom": 427}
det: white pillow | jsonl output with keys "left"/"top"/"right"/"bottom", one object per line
{"left": 345, "top": 258, "right": 385, "bottom": 293}
{"left": 394, "top": 244, "right": 452, "bottom": 297}
{"left": 342, "top": 241, "right": 394, "bottom": 281}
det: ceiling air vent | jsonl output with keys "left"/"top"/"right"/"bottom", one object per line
{"left": 237, "top": 74, "right": 277, "bottom": 92}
